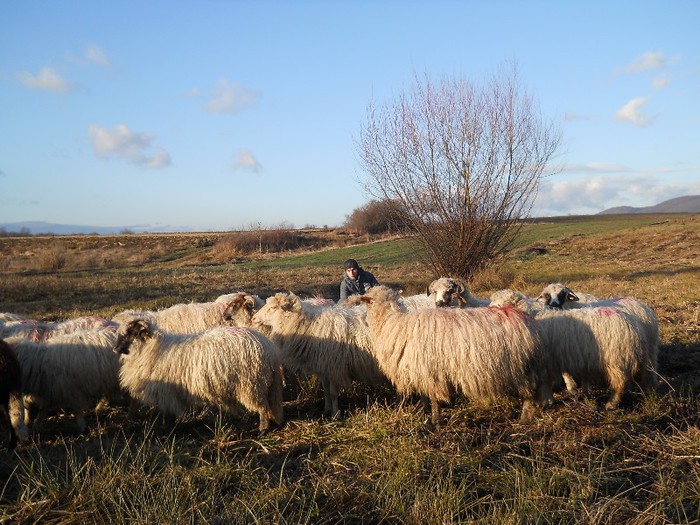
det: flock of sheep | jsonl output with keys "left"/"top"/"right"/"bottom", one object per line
{"left": 0, "top": 278, "right": 660, "bottom": 449}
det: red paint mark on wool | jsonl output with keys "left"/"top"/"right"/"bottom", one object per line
{"left": 488, "top": 305, "right": 527, "bottom": 323}
{"left": 596, "top": 307, "right": 619, "bottom": 318}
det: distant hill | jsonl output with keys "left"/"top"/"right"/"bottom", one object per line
{"left": 598, "top": 195, "right": 700, "bottom": 215}
{"left": 0, "top": 221, "right": 196, "bottom": 235}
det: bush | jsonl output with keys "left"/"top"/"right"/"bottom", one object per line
{"left": 344, "top": 199, "right": 411, "bottom": 235}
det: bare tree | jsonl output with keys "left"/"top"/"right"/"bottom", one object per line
{"left": 356, "top": 64, "right": 562, "bottom": 279}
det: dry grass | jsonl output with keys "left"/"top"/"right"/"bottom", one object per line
{"left": 1, "top": 214, "right": 699, "bottom": 523}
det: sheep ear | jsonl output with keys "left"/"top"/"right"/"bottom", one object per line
{"left": 131, "top": 319, "right": 152, "bottom": 340}
{"left": 138, "top": 319, "right": 153, "bottom": 340}
{"left": 281, "top": 295, "right": 300, "bottom": 312}
{"left": 243, "top": 294, "right": 256, "bottom": 308}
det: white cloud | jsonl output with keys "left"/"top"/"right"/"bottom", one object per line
{"left": 206, "top": 79, "right": 260, "bottom": 114}
{"left": 651, "top": 75, "right": 670, "bottom": 90}
{"left": 624, "top": 51, "right": 670, "bottom": 73}
{"left": 234, "top": 149, "right": 262, "bottom": 173}
{"left": 18, "top": 67, "right": 71, "bottom": 92}
{"left": 85, "top": 46, "right": 111, "bottom": 67}
{"left": 614, "top": 97, "right": 651, "bottom": 127}
{"left": 87, "top": 124, "right": 171, "bottom": 169}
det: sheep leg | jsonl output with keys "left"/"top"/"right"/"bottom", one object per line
{"left": 321, "top": 377, "right": 332, "bottom": 415}
{"left": 605, "top": 371, "right": 626, "bottom": 409}
{"left": 321, "top": 377, "right": 339, "bottom": 417}
{"left": 605, "top": 389, "right": 624, "bottom": 410}
{"left": 8, "top": 392, "right": 28, "bottom": 445}
{"left": 2, "top": 409, "right": 18, "bottom": 450}
{"left": 429, "top": 397, "right": 442, "bottom": 427}
{"left": 73, "top": 409, "right": 88, "bottom": 434}
{"left": 519, "top": 399, "right": 537, "bottom": 424}
{"left": 562, "top": 373, "right": 578, "bottom": 393}
{"left": 32, "top": 407, "right": 46, "bottom": 433}
{"left": 258, "top": 411, "right": 270, "bottom": 433}
{"left": 23, "top": 396, "right": 38, "bottom": 427}
{"left": 537, "top": 382, "right": 554, "bottom": 409}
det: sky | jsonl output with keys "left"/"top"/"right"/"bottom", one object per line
{"left": 1, "top": 1, "right": 699, "bottom": 233}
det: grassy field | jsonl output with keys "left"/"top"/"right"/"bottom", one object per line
{"left": 1, "top": 214, "right": 699, "bottom": 524}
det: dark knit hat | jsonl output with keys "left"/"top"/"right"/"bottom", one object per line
{"left": 344, "top": 258, "right": 359, "bottom": 270}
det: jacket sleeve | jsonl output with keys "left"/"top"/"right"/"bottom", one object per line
{"left": 368, "top": 272, "right": 379, "bottom": 287}
{"left": 339, "top": 280, "right": 349, "bottom": 300}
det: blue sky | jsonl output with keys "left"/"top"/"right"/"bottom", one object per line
{"left": 1, "top": 1, "right": 698, "bottom": 233}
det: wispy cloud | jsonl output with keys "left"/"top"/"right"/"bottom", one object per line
{"left": 651, "top": 75, "right": 669, "bottom": 90}
{"left": 84, "top": 45, "right": 111, "bottom": 68}
{"left": 17, "top": 67, "right": 72, "bottom": 93}
{"left": 614, "top": 97, "right": 651, "bottom": 127}
{"left": 234, "top": 149, "right": 262, "bottom": 173}
{"left": 564, "top": 112, "right": 593, "bottom": 122}
{"left": 623, "top": 51, "right": 676, "bottom": 74}
{"left": 206, "top": 79, "right": 260, "bottom": 114}
{"left": 87, "top": 124, "right": 171, "bottom": 169}
{"left": 563, "top": 163, "right": 630, "bottom": 174}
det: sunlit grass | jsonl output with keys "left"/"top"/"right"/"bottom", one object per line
{"left": 1, "top": 214, "right": 699, "bottom": 523}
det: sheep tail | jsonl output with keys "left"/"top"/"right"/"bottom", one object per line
{"left": 269, "top": 365, "right": 285, "bottom": 426}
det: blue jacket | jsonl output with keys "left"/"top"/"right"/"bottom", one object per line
{"left": 339, "top": 268, "right": 379, "bottom": 300}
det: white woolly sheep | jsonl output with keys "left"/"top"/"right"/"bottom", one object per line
{"left": 114, "top": 320, "right": 284, "bottom": 432}
{"left": 538, "top": 283, "right": 660, "bottom": 388}
{"left": 533, "top": 306, "right": 650, "bottom": 408}
{"left": 490, "top": 288, "right": 653, "bottom": 406}
{"left": 0, "top": 339, "right": 29, "bottom": 449}
{"left": 0, "top": 315, "right": 117, "bottom": 342}
{"left": 251, "top": 292, "right": 388, "bottom": 417}
{"left": 112, "top": 292, "right": 262, "bottom": 334}
{"left": 358, "top": 286, "right": 555, "bottom": 425}
{"left": 5, "top": 327, "right": 122, "bottom": 433}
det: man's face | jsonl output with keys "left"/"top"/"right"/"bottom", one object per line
{"left": 346, "top": 267, "right": 358, "bottom": 279}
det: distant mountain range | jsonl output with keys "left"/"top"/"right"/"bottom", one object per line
{"left": 2, "top": 196, "right": 698, "bottom": 235}
{"left": 598, "top": 195, "right": 700, "bottom": 215}
{"left": 0, "top": 221, "right": 196, "bottom": 235}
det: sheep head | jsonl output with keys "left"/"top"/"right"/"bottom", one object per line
{"left": 114, "top": 319, "right": 153, "bottom": 355}
{"left": 360, "top": 285, "right": 400, "bottom": 306}
{"left": 222, "top": 293, "right": 259, "bottom": 324}
{"left": 251, "top": 292, "right": 302, "bottom": 331}
{"left": 429, "top": 277, "right": 469, "bottom": 307}
{"left": 537, "top": 283, "right": 579, "bottom": 308}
